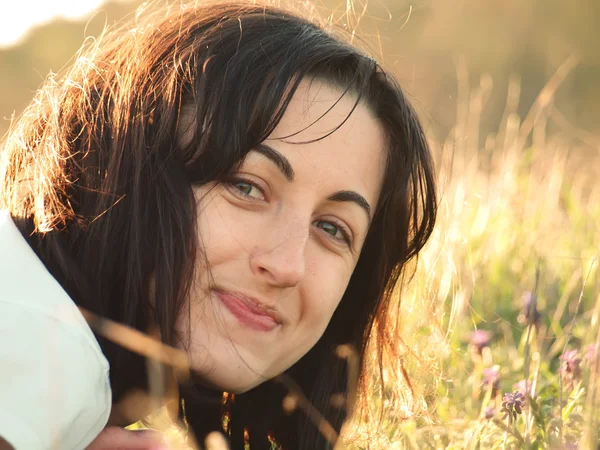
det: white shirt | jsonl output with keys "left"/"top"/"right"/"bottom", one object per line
{"left": 0, "top": 210, "right": 111, "bottom": 449}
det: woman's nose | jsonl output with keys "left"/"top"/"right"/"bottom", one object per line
{"left": 249, "top": 231, "right": 307, "bottom": 288}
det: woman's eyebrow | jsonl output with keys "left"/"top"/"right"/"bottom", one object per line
{"left": 328, "top": 190, "right": 372, "bottom": 223}
{"left": 255, "top": 143, "right": 295, "bottom": 181}
{"left": 254, "top": 143, "right": 372, "bottom": 222}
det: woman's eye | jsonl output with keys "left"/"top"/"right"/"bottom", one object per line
{"left": 314, "top": 220, "right": 352, "bottom": 246}
{"left": 228, "top": 179, "right": 265, "bottom": 201}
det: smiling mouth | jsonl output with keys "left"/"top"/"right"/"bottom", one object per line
{"left": 214, "top": 289, "right": 281, "bottom": 332}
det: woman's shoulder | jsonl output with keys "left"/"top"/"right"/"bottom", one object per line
{"left": 0, "top": 210, "right": 112, "bottom": 449}
{"left": 0, "top": 210, "right": 106, "bottom": 360}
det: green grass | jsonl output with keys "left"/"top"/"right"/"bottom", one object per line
{"left": 343, "top": 69, "right": 600, "bottom": 449}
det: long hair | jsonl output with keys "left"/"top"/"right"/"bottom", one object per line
{"left": 0, "top": 1, "right": 437, "bottom": 448}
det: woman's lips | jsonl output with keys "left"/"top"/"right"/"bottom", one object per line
{"left": 215, "top": 290, "right": 280, "bottom": 332}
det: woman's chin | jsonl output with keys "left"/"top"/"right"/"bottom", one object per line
{"left": 193, "top": 369, "right": 268, "bottom": 394}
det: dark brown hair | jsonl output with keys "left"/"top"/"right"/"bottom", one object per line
{"left": 0, "top": 1, "right": 436, "bottom": 448}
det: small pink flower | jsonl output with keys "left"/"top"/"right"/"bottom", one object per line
{"left": 470, "top": 330, "right": 492, "bottom": 355}
{"left": 560, "top": 349, "right": 582, "bottom": 390}
{"left": 513, "top": 379, "right": 535, "bottom": 399}
{"left": 482, "top": 366, "right": 501, "bottom": 394}
{"left": 518, "top": 291, "right": 541, "bottom": 326}
{"left": 560, "top": 349, "right": 581, "bottom": 377}
{"left": 484, "top": 406, "right": 495, "bottom": 419}
{"left": 584, "top": 344, "right": 599, "bottom": 363}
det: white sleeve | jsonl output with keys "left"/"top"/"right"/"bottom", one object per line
{"left": 0, "top": 302, "right": 111, "bottom": 450}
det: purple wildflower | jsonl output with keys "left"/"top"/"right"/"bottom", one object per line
{"left": 560, "top": 349, "right": 582, "bottom": 390}
{"left": 484, "top": 406, "right": 495, "bottom": 419}
{"left": 584, "top": 343, "right": 599, "bottom": 364}
{"left": 501, "top": 391, "right": 524, "bottom": 423}
{"left": 518, "top": 291, "right": 541, "bottom": 326}
{"left": 560, "top": 349, "right": 582, "bottom": 377}
{"left": 513, "top": 379, "right": 535, "bottom": 399}
{"left": 470, "top": 330, "right": 492, "bottom": 355}
{"left": 482, "top": 366, "right": 501, "bottom": 395}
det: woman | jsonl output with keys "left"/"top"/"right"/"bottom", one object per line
{"left": 0, "top": 1, "right": 436, "bottom": 449}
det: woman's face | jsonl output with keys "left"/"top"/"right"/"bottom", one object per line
{"left": 177, "top": 79, "right": 386, "bottom": 393}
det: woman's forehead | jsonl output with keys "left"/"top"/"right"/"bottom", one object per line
{"left": 261, "top": 79, "right": 387, "bottom": 210}
{"left": 175, "top": 78, "right": 387, "bottom": 210}
{"left": 268, "top": 79, "right": 365, "bottom": 141}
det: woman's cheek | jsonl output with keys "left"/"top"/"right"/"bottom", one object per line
{"left": 301, "top": 265, "right": 349, "bottom": 329}
{"left": 197, "top": 194, "right": 261, "bottom": 254}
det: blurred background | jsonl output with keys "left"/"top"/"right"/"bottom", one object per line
{"left": 1, "top": 0, "right": 599, "bottom": 143}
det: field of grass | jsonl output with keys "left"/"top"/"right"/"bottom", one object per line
{"left": 343, "top": 62, "right": 600, "bottom": 449}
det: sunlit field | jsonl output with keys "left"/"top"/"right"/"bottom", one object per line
{"left": 344, "top": 58, "right": 600, "bottom": 449}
